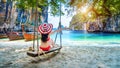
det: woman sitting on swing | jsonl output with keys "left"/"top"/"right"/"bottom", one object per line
{"left": 38, "top": 23, "right": 64, "bottom": 51}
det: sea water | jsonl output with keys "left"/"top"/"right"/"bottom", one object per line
{"left": 51, "top": 30, "right": 120, "bottom": 47}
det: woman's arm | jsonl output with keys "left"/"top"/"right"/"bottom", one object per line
{"left": 50, "top": 27, "right": 68, "bottom": 35}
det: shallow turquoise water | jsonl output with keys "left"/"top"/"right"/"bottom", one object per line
{"left": 51, "top": 30, "right": 120, "bottom": 46}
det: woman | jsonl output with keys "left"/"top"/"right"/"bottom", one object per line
{"left": 38, "top": 23, "right": 64, "bottom": 51}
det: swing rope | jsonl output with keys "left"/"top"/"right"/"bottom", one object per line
{"left": 54, "top": 1, "right": 62, "bottom": 47}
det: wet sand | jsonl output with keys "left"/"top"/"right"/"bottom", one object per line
{"left": 0, "top": 40, "right": 120, "bottom": 68}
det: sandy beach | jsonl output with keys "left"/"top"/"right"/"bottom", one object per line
{"left": 0, "top": 40, "right": 120, "bottom": 68}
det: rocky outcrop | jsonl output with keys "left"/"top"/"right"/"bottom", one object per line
{"left": 103, "top": 15, "right": 120, "bottom": 32}
{"left": 69, "top": 14, "right": 84, "bottom": 30}
{"left": 69, "top": 14, "right": 120, "bottom": 33}
{"left": 69, "top": 22, "right": 83, "bottom": 30}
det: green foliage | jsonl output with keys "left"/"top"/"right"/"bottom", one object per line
{"left": 14, "top": 0, "right": 47, "bottom": 11}
{"left": 69, "top": 0, "right": 120, "bottom": 22}
{"left": 48, "top": 0, "right": 66, "bottom": 16}
{"left": 13, "top": 0, "right": 67, "bottom": 16}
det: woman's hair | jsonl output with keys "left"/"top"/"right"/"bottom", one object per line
{"left": 41, "top": 34, "right": 48, "bottom": 42}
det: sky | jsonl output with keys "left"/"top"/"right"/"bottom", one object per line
{"left": 48, "top": 14, "right": 72, "bottom": 28}
{"left": 48, "top": 5, "right": 73, "bottom": 28}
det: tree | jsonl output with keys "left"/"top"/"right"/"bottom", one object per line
{"left": 69, "top": 0, "right": 120, "bottom": 21}
{"left": 69, "top": 0, "right": 120, "bottom": 31}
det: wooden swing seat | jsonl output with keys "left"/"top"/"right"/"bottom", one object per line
{"left": 27, "top": 45, "right": 62, "bottom": 57}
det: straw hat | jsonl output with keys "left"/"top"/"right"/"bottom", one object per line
{"left": 38, "top": 23, "right": 53, "bottom": 34}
